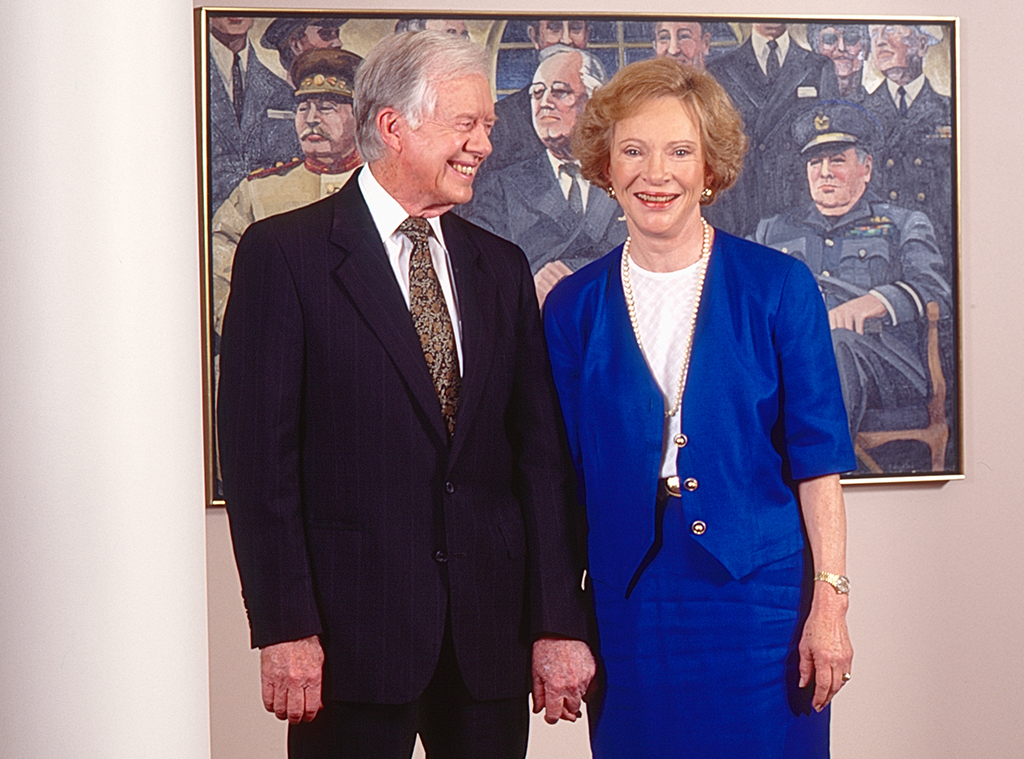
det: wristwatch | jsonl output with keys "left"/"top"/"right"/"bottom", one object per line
{"left": 813, "top": 571, "right": 850, "bottom": 594}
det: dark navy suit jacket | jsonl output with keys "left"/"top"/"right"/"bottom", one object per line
{"left": 543, "top": 232, "right": 855, "bottom": 595}
{"left": 218, "top": 171, "right": 589, "bottom": 703}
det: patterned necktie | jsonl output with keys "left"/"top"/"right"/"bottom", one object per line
{"left": 897, "top": 86, "right": 909, "bottom": 117}
{"left": 766, "top": 39, "right": 781, "bottom": 81}
{"left": 231, "top": 51, "right": 245, "bottom": 124}
{"left": 559, "top": 162, "right": 584, "bottom": 217}
{"left": 398, "top": 217, "right": 460, "bottom": 436}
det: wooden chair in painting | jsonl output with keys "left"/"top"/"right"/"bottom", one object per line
{"left": 854, "top": 302, "right": 949, "bottom": 474}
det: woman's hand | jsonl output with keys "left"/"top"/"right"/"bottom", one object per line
{"left": 798, "top": 583, "right": 853, "bottom": 711}
{"left": 796, "top": 473, "right": 853, "bottom": 711}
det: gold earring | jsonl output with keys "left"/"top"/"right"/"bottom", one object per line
{"left": 606, "top": 186, "right": 616, "bottom": 199}
{"left": 700, "top": 188, "right": 713, "bottom": 204}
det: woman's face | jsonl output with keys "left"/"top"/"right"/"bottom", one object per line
{"left": 606, "top": 96, "right": 708, "bottom": 246}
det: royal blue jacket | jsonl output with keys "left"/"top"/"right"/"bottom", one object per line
{"left": 543, "top": 231, "right": 856, "bottom": 595}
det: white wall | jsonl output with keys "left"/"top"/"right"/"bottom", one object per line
{"left": 0, "top": 1, "right": 211, "bottom": 757}
{"left": 206, "top": 2, "right": 1024, "bottom": 758}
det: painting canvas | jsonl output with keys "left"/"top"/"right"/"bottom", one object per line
{"left": 196, "top": 11, "right": 962, "bottom": 505}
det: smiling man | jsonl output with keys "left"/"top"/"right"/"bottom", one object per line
{"left": 218, "top": 31, "right": 594, "bottom": 759}
{"left": 754, "top": 101, "right": 950, "bottom": 446}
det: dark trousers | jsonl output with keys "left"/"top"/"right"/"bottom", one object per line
{"left": 288, "top": 619, "right": 529, "bottom": 759}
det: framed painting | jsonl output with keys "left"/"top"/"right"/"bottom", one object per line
{"left": 196, "top": 10, "right": 962, "bottom": 505}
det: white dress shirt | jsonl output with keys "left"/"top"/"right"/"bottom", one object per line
{"left": 886, "top": 73, "right": 926, "bottom": 110}
{"left": 358, "top": 166, "right": 464, "bottom": 372}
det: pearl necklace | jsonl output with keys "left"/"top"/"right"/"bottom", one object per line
{"left": 621, "top": 216, "right": 712, "bottom": 419}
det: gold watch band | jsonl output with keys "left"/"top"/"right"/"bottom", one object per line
{"left": 813, "top": 571, "right": 850, "bottom": 594}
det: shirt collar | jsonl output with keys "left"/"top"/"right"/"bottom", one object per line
{"left": 359, "top": 164, "right": 447, "bottom": 250}
{"left": 209, "top": 36, "right": 249, "bottom": 90}
{"left": 886, "top": 73, "right": 926, "bottom": 109}
{"left": 751, "top": 29, "right": 790, "bottom": 73}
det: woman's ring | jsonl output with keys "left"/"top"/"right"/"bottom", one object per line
{"left": 841, "top": 673, "right": 852, "bottom": 682}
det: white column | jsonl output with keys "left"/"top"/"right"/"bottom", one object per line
{"left": 0, "top": 0, "right": 210, "bottom": 756}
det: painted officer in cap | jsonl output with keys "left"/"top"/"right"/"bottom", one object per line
{"left": 261, "top": 17, "right": 348, "bottom": 83}
{"left": 754, "top": 101, "right": 951, "bottom": 459}
{"left": 212, "top": 48, "right": 363, "bottom": 337}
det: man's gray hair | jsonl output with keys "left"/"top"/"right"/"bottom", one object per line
{"left": 354, "top": 31, "right": 489, "bottom": 163}
{"left": 537, "top": 44, "right": 608, "bottom": 97}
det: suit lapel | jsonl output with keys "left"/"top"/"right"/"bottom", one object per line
{"left": 327, "top": 174, "right": 449, "bottom": 444}
{"left": 722, "top": 43, "right": 769, "bottom": 114}
{"left": 442, "top": 215, "right": 497, "bottom": 462}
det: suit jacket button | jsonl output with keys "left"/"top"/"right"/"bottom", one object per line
{"left": 683, "top": 477, "right": 698, "bottom": 491}
{"left": 674, "top": 433, "right": 688, "bottom": 448}
{"left": 445, "top": 481, "right": 455, "bottom": 494}
{"left": 691, "top": 520, "right": 707, "bottom": 535}
{"left": 434, "top": 550, "right": 448, "bottom": 563}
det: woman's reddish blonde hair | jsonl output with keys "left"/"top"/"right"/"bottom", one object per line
{"left": 572, "top": 57, "right": 748, "bottom": 201}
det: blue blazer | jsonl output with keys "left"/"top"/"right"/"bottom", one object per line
{"left": 543, "top": 231, "right": 855, "bottom": 595}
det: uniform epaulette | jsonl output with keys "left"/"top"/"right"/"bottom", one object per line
{"left": 248, "top": 156, "right": 303, "bottom": 180}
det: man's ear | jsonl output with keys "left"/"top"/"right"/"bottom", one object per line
{"left": 376, "top": 107, "right": 404, "bottom": 153}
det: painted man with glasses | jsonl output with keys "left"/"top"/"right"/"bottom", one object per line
{"left": 459, "top": 46, "right": 626, "bottom": 306}
{"left": 808, "top": 24, "right": 870, "bottom": 101}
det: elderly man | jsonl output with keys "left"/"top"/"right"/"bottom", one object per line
{"left": 754, "top": 101, "right": 950, "bottom": 446}
{"left": 705, "top": 23, "right": 839, "bottom": 237}
{"left": 808, "top": 24, "right": 870, "bottom": 100}
{"left": 651, "top": 20, "right": 711, "bottom": 69}
{"left": 207, "top": 15, "right": 300, "bottom": 210}
{"left": 211, "top": 48, "right": 363, "bottom": 337}
{"left": 218, "top": 31, "right": 594, "bottom": 759}
{"left": 459, "top": 46, "right": 626, "bottom": 305}
{"left": 863, "top": 24, "right": 953, "bottom": 256}
{"left": 394, "top": 17, "right": 470, "bottom": 37}
{"left": 487, "top": 19, "right": 594, "bottom": 173}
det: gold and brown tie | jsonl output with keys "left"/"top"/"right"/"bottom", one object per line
{"left": 398, "top": 217, "right": 460, "bottom": 436}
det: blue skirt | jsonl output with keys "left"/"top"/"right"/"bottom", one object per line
{"left": 587, "top": 494, "right": 829, "bottom": 759}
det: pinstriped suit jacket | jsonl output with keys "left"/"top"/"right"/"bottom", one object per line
{"left": 218, "top": 170, "right": 589, "bottom": 704}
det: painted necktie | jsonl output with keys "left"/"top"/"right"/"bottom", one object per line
{"left": 399, "top": 216, "right": 460, "bottom": 436}
{"left": 559, "top": 162, "right": 584, "bottom": 217}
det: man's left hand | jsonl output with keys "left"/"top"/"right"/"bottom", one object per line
{"left": 531, "top": 637, "right": 596, "bottom": 724}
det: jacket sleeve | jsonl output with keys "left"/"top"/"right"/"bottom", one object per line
{"left": 774, "top": 258, "right": 858, "bottom": 479}
{"left": 217, "top": 220, "right": 323, "bottom": 649}
{"left": 504, "top": 251, "right": 590, "bottom": 643}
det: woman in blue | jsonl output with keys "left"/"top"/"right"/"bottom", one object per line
{"left": 543, "top": 59, "right": 857, "bottom": 757}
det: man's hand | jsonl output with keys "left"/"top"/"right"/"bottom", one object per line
{"left": 828, "top": 293, "right": 887, "bottom": 334}
{"left": 531, "top": 637, "right": 596, "bottom": 724}
{"left": 534, "top": 261, "right": 573, "bottom": 308}
{"left": 260, "top": 635, "right": 324, "bottom": 724}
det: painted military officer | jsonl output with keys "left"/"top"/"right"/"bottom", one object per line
{"left": 754, "top": 101, "right": 951, "bottom": 451}
{"left": 212, "top": 48, "right": 363, "bottom": 336}
{"left": 862, "top": 24, "right": 954, "bottom": 256}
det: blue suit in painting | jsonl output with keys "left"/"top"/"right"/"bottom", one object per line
{"left": 543, "top": 231, "right": 855, "bottom": 758}
{"left": 208, "top": 44, "right": 301, "bottom": 210}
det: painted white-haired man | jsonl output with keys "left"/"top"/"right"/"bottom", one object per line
{"left": 218, "top": 30, "right": 594, "bottom": 759}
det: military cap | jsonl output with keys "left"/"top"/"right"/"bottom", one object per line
{"left": 792, "top": 100, "right": 883, "bottom": 157}
{"left": 290, "top": 48, "right": 362, "bottom": 101}
{"left": 260, "top": 17, "right": 347, "bottom": 52}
